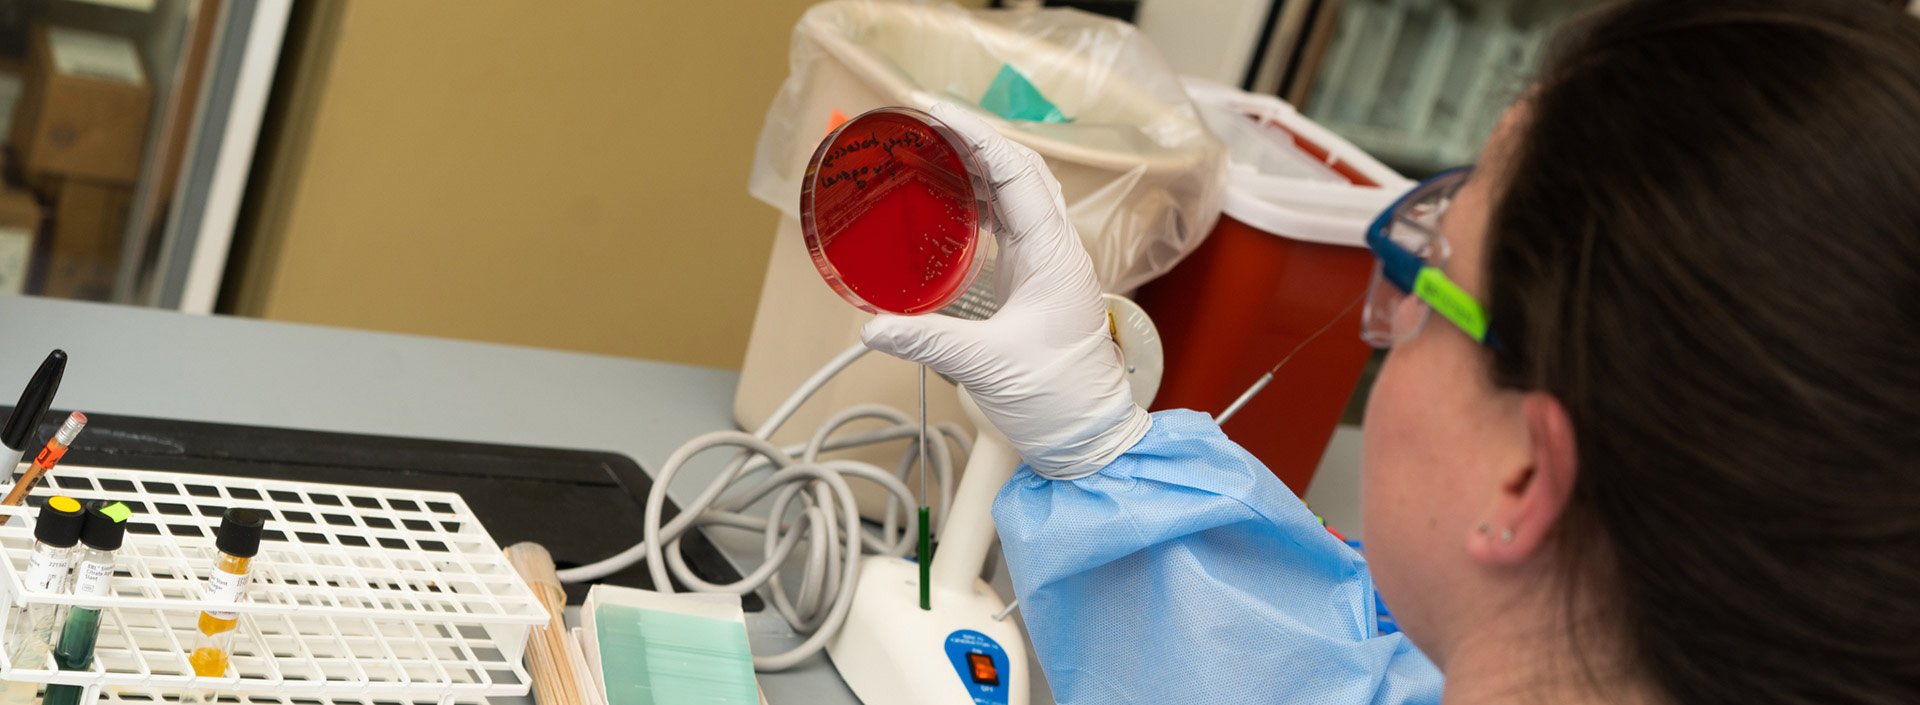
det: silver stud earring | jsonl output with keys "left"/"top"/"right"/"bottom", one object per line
{"left": 1499, "top": 528, "right": 1514, "bottom": 543}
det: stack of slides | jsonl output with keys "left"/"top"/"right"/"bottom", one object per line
{"left": 580, "top": 585, "right": 763, "bottom": 705}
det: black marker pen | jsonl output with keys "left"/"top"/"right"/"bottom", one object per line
{"left": 0, "top": 350, "right": 65, "bottom": 476}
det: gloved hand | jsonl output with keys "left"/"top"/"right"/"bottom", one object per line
{"left": 861, "top": 102, "right": 1151, "bottom": 480}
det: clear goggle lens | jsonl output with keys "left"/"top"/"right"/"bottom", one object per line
{"left": 1361, "top": 180, "right": 1459, "bottom": 349}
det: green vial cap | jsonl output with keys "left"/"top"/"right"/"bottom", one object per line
{"left": 81, "top": 501, "right": 131, "bottom": 551}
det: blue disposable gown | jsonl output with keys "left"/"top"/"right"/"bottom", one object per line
{"left": 993, "top": 410, "right": 1443, "bottom": 705}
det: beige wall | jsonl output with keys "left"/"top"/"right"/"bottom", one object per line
{"left": 230, "top": 0, "right": 852, "bottom": 369}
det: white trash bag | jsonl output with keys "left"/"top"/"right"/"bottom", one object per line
{"left": 748, "top": 0, "right": 1227, "bottom": 292}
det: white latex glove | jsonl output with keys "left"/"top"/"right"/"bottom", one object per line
{"left": 861, "top": 103, "right": 1151, "bottom": 480}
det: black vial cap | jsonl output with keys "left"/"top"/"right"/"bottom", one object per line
{"left": 216, "top": 508, "right": 266, "bottom": 558}
{"left": 80, "top": 501, "right": 131, "bottom": 551}
{"left": 33, "top": 496, "right": 85, "bottom": 547}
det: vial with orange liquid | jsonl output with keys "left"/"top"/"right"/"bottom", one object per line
{"left": 189, "top": 508, "right": 263, "bottom": 679}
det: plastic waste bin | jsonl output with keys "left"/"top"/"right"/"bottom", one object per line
{"left": 1136, "top": 78, "right": 1411, "bottom": 497}
{"left": 738, "top": 0, "right": 1225, "bottom": 519}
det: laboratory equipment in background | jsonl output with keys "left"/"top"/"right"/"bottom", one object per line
{"left": 1295, "top": 0, "right": 1602, "bottom": 174}
{"left": 1134, "top": 0, "right": 1603, "bottom": 175}
{"left": 740, "top": 0, "right": 1225, "bottom": 523}
{"left": 827, "top": 293, "right": 1162, "bottom": 705}
{"left": 1136, "top": 79, "right": 1406, "bottom": 495}
{"left": 0, "top": 0, "right": 285, "bottom": 311}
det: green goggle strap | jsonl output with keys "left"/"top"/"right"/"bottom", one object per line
{"left": 1413, "top": 268, "right": 1489, "bottom": 343}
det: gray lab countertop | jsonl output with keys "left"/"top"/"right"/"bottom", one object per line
{"left": 0, "top": 295, "right": 1050, "bottom": 705}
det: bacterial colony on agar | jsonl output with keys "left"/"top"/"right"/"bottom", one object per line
{"left": 799, "top": 107, "right": 993, "bottom": 316}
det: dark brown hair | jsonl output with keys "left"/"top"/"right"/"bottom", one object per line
{"left": 1484, "top": 0, "right": 1920, "bottom": 703}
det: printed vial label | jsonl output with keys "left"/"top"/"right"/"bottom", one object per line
{"left": 22, "top": 551, "right": 71, "bottom": 594}
{"left": 73, "top": 560, "right": 114, "bottom": 602}
{"left": 202, "top": 567, "right": 250, "bottom": 621}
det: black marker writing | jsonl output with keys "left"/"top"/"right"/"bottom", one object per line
{"left": 820, "top": 128, "right": 930, "bottom": 193}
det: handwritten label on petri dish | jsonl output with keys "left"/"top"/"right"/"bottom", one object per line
{"left": 817, "top": 130, "right": 929, "bottom": 192}
{"left": 804, "top": 110, "right": 983, "bottom": 315}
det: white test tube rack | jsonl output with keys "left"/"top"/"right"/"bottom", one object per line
{"left": 0, "top": 465, "right": 549, "bottom": 705}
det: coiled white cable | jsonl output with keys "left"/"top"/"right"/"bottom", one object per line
{"left": 555, "top": 342, "right": 966, "bottom": 671}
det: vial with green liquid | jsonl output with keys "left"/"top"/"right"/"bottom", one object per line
{"left": 43, "top": 501, "right": 130, "bottom": 705}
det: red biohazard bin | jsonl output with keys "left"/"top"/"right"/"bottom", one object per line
{"left": 1136, "top": 80, "right": 1411, "bottom": 496}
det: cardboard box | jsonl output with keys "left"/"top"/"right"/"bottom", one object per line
{"left": 0, "top": 66, "right": 22, "bottom": 144}
{"left": 10, "top": 25, "right": 151, "bottom": 184}
{"left": 39, "top": 178, "right": 127, "bottom": 300}
{"left": 0, "top": 186, "right": 38, "bottom": 295}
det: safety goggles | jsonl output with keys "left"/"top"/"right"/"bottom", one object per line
{"left": 1361, "top": 166, "right": 1499, "bottom": 350}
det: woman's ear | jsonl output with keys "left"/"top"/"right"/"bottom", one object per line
{"left": 1468, "top": 392, "right": 1579, "bottom": 565}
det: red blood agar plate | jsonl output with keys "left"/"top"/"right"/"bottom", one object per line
{"left": 800, "top": 107, "right": 994, "bottom": 315}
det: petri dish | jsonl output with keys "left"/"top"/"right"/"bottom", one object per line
{"left": 799, "top": 107, "right": 994, "bottom": 315}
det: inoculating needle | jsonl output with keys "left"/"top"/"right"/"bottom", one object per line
{"left": 918, "top": 363, "right": 932, "bottom": 611}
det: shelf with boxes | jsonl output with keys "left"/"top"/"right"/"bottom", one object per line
{"left": 0, "top": 20, "right": 158, "bottom": 299}
{"left": 0, "top": 465, "right": 547, "bottom": 705}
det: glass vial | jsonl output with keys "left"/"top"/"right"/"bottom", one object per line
{"left": 43, "top": 502, "right": 130, "bottom": 705}
{"left": 188, "top": 509, "right": 263, "bottom": 679}
{"left": 0, "top": 497, "right": 84, "bottom": 705}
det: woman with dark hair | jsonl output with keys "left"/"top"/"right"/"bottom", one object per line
{"left": 864, "top": 0, "right": 1920, "bottom": 702}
